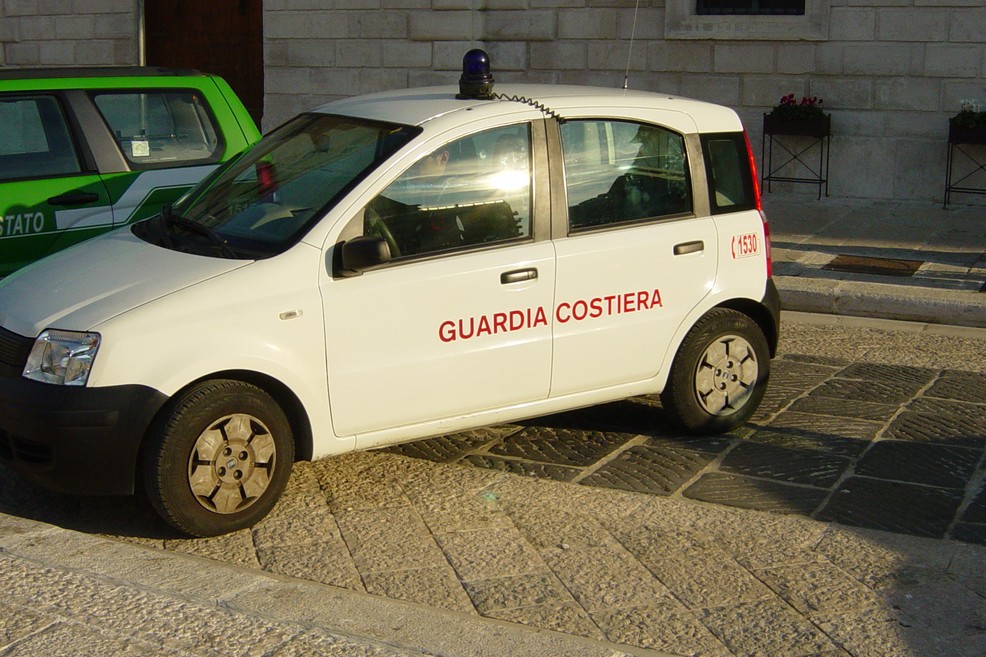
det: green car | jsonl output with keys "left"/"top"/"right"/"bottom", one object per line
{"left": 0, "top": 67, "right": 260, "bottom": 275}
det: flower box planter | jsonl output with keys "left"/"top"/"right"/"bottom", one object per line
{"left": 763, "top": 113, "right": 831, "bottom": 138}
{"left": 948, "top": 117, "right": 986, "bottom": 145}
{"left": 944, "top": 114, "right": 986, "bottom": 206}
{"left": 761, "top": 112, "right": 831, "bottom": 199}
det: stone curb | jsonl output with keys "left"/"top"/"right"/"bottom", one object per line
{"left": 775, "top": 276, "right": 986, "bottom": 328}
{"left": 0, "top": 513, "right": 669, "bottom": 657}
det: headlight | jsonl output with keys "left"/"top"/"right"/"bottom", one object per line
{"left": 24, "top": 329, "right": 101, "bottom": 386}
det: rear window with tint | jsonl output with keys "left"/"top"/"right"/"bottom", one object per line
{"left": 701, "top": 133, "right": 757, "bottom": 214}
{"left": 93, "top": 90, "right": 222, "bottom": 169}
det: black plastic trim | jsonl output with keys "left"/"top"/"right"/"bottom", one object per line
{"left": 0, "top": 376, "right": 168, "bottom": 495}
{"left": 763, "top": 277, "right": 782, "bottom": 353}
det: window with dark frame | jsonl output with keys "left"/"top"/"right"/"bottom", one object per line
{"left": 0, "top": 95, "right": 83, "bottom": 181}
{"left": 696, "top": 1, "right": 805, "bottom": 15}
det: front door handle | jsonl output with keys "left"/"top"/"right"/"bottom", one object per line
{"left": 673, "top": 240, "right": 704, "bottom": 256}
{"left": 48, "top": 191, "right": 100, "bottom": 206}
{"left": 500, "top": 268, "right": 538, "bottom": 284}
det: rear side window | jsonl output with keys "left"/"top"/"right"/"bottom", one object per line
{"left": 701, "top": 133, "right": 757, "bottom": 214}
{"left": 561, "top": 119, "right": 691, "bottom": 232}
{"left": 0, "top": 95, "right": 82, "bottom": 181}
{"left": 93, "top": 90, "right": 221, "bottom": 169}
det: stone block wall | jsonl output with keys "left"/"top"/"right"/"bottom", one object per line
{"left": 0, "top": 0, "right": 136, "bottom": 67}
{"left": 1, "top": 1, "right": 982, "bottom": 203}
{"left": 264, "top": 0, "right": 986, "bottom": 204}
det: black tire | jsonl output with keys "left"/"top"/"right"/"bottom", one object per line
{"left": 661, "top": 309, "right": 770, "bottom": 435}
{"left": 143, "top": 379, "right": 294, "bottom": 537}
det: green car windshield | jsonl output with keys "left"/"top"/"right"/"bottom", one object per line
{"left": 142, "top": 113, "right": 419, "bottom": 258}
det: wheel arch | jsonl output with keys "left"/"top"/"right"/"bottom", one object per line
{"left": 141, "top": 370, "right": 315, "bottom": 467}
{"left": 715, "top": 297, "right": 779, "bottom": 357}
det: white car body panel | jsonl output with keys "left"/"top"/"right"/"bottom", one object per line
{"left": 323, "top": 241, "right": 556, "bottom": 442}
{"left": 550, "top": 217, "right": 718, "bottom": 397}
{"left": 87, "top": 244, "right": 344, "bottom": 453}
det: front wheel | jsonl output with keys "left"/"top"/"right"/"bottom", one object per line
{"left": 143, "top": 380, "right": 294, "bottom": 537}
{"left": 661, "top": 309, "right": 770, "bottom": 435}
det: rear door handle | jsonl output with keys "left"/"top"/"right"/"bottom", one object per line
{"left": 673, "top": 240, "right": 704, "bottom": 256}
{"left": 500, "top": 268, "right": 538, "bottom": 284}
{"left": 47, "top": 191, "right": 100, "bottom": 206}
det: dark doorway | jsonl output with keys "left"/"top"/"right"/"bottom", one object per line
{"left": 143, "top": 0, "right": 264, "bottom": 126}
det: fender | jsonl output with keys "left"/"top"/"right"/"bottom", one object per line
{"left": 89, "top": 248, "right": 349, "bottom": 456}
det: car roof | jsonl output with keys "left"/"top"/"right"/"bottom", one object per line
{"left": 0, "top": 66, "right": 210, "bottom": 82}
{"left": 316, "top": 83, "right": 740, "bottom": 131}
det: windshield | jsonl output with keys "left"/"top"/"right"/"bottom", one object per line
{"left": 136, "top": 113, "right": 419, "bottom": 258}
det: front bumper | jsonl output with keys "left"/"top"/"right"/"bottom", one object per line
{"left": 0, "top": 375, "right": 168, "bottom": 495}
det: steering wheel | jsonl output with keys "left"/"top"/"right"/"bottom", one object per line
{"left": 366, "top": 212, "right": 401, "bottom": 257}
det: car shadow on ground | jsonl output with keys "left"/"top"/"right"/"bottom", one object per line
{"left": 0, "top": 468, "right": 183, "bottom": 539}
{"left": 386, "top": 355, "right": 986, "bottom": 546}
{"left": 2, "top": 355, "right": 984, "bottom": 546}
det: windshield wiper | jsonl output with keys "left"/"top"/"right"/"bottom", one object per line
{"left": 162, "top": 204, "right": 237, "bottom": 259}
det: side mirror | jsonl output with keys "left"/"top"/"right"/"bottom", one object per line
{"left": 338, "top": 236, "right": 392, "bottom": 276}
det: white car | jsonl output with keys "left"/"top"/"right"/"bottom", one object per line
{"left": 0, "top": 52, "right": 779, "bottom": 536}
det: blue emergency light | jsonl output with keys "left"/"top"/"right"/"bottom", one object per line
{"left": 457, "top": 49, "right": 495, "bottom": 100}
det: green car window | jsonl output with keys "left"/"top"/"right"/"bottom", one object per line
{"left": 93, "top": 90, "right": 221, "bottom": 169}
{"left": 0, "top": 95, "right": 82, "bottom": 181}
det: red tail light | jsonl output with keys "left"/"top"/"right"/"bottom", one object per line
{"left": 744, "top": 130, "right": 772, "bottom": 278}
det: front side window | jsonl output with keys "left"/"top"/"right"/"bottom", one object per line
{"left": 136, "top": 113, "right": 418, "bottom": 258}
{"left": 561, "top": 120, "right": 690, "bottom": 231}
{"left": 0, "top": 95, "right": 82, "bottom": 181}
{"left": 363, "top": 123, "right": 532, "bottom": 259}
{"left": 93, "top": 90, "right": 221, "bottom": 168}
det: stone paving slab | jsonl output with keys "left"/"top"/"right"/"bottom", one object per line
{"left": 385, "top": 349, "right": 986, "bottom": 544}
{"left": 3, "top": 318, "right": 986, "bottom": 657}
{"left": 1, "top": 535, "right": 428, "bottom": 657}
{"left": 0, "top": 514, "right": 669, "bottom": 657}
{"left": 4, "top": 451, "right": 986, "bottom": 656}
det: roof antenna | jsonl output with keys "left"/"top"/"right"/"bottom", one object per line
{"left": 623, "top": 0, "right": 641, "bottom": 90}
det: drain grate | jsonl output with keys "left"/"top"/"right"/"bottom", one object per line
{"left": 822, "top": 255, "right": 923, "bottom": 277}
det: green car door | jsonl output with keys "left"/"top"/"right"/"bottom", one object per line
{"left": 0, "top": 93, "right": 117, "bottom": 275}
{"left": 0, "top": 176, "right": 115, "bottom": 276}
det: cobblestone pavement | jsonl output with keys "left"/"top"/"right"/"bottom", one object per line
{"left": 2, "top": 316, "right": 985, "bottom": 656}
{"left": 388, "top": 355, "right": 986, "bottom": 545}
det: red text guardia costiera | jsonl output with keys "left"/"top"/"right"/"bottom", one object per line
{"left": 439, "top": 289, "right": 663, "bottom": 342}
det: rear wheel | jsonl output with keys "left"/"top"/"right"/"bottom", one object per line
{"left": 661, "top": 309, "right": 770, "bottom": 434}
{"left": 143, "top": 379, "right": 293, "bottom": 537}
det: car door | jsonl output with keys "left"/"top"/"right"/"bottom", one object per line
{"left": 0, "top": 93, "right": 113, "bottom": 275}
{"left": 323, "top": 122, "right": 556, "bottom": 442}
{"left": 549, "top": 118, "right": 717, "bottom": 396}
